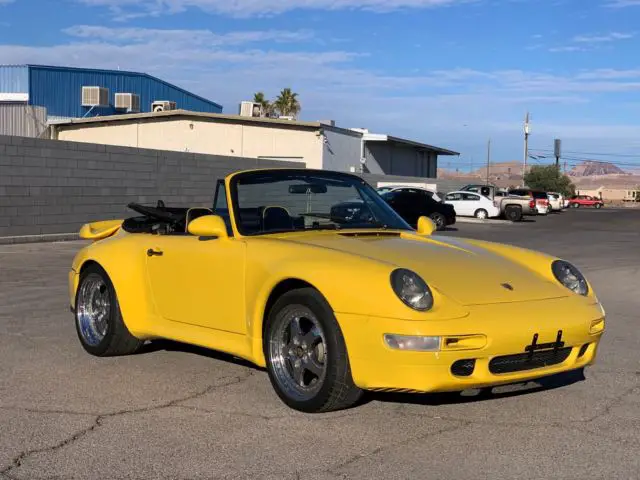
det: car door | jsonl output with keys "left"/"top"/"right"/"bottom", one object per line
{"left": 460, "top": 193, "right": 480, "bottom": 216}
{"left": 144, "top": 185, "right": 247, "bottom": 334}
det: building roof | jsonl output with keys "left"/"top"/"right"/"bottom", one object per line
{"left": 1, "top": 64, "right": 223, "bottom": 110}
{"left": 352, "top": 129, "right": 460, "bottom": 156}
{"left": 49, "top": 108, "right": 363, "bottom": 137}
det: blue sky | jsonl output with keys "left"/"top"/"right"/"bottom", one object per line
{"left": 2, "top": 0, "right": 640, "bottom": 171}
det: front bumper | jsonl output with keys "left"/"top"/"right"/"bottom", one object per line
{"left": 337, "top": 296, "right": 605, "bottom": 393}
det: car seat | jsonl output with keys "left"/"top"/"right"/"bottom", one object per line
{"left": 261, "top": 206, "right": 293, "bottom": 232}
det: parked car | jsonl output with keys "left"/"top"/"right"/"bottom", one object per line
{"left": 379, "top": 188, "right": 455, "bottom": 230}
{"left": 377, "top": 185, "right": 444, "bottom": 203}
{"left": 69, "top": 167, "right": 605, "bottom": 413}
{"left": 547, "top": 192, "right": 565, "bottom": 212}
{"left": 508, "top": 188, "right": 550, "bottom": 216}
{"left": 460, "top": 184, "right": 536, "bottom": 222}
{"left": 443, "top": 191, "right": 500, "bottom": 219}
{"left": 569, "top": 195, "right": 604, "bottom": 209}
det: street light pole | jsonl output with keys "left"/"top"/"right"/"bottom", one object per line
{"left": 523, "top": 112, "right": 530, "bottom": 186}
{"left": 486, "top": 138, "right": 491, "bottom": 185}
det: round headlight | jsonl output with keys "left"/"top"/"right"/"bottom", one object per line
{"left": 390, "top": 268, "right": 434, "bottom": 311}
{"left": 552, "top": 260, "right": 589, "bottom": 296}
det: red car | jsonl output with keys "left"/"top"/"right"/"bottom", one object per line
{"left": 569, "top": 195, "right": 604, "bottom": 209}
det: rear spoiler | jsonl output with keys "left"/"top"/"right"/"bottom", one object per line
{"left": 79, "top": 219, "right": 124, "bottom": 241}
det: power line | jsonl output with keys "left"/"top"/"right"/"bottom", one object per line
{"left": 529, "top": 147, "right": 640, "bottom": 158}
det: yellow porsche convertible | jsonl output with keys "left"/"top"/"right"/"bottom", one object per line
{"left": 69, "top": 168, "right": 605, "bottom": 413}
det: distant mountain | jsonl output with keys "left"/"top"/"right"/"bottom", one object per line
{"left": 470, "top": 161, "right": 524, "bottom": 178}
{"left": 568, "top": 161, "right": 627, "bottom": 177}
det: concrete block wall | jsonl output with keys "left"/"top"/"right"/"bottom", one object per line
{"left": 0, "top": 135, "right": 301, "bottom": 239}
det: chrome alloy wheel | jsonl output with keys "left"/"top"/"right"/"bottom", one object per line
{"left": 269, "top": 307, "right": 327, "bottom": 401}
{"left": 76, "top": 273, "right": 111, "bottom": 346}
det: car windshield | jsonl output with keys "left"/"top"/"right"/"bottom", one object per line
{"left": 230, "top": 170, "right": 413, "bottom": 235}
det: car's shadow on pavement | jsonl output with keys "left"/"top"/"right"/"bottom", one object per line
{"left": 136, "top": 339, "right": 263, "bottom": 371}
{"left": 134, "top": 340, "right": 586, "bottom": 410}
{"left": 362, "top": 368, "right": 586, "bottom": 407}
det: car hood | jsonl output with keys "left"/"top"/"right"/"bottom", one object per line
{"left": 277, "top": 231, "right": 567, "bottom": 306}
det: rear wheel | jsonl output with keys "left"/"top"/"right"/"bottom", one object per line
{"left": 429, "top": 212, "right": 446, "bottom": 230}
{"left": 572, "top": 203, "right": 580, "bottom": 208}
{"left": 595, "top": 203, "right": 602, "bottom": 209}
{"left": 264, "top": 288, "right": 363, "bottom": 413}
{"left": 474, "top": 209, "right": 488, "bottom": 220}
{"left": 504, "top": 205, "right": 522, "bottom": 222}
{"left": 75, "top": 264, "right": 143, "bottom": 357}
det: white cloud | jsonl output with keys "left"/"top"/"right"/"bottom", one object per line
{"left": 548, "top": 45, "right": 586, "bottom": 52}
{"left": 63, "top": 25, "right": 316, "bottom": 46}
{"left": 549, "top": 31, "right": 635, "bottom": 53}
{"left": 605, "top": 0, "right": 640, "bottom": 7}
{"left": 77, "top": 0, "right": 475, "bottom": 18}
{"left": 0, "top": 0, "right": 15, "bottom": 4}
{"left": 572, "top": 32, "right": 635, "bottom": 43}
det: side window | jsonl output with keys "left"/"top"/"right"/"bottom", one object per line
{"left": 462, "top": 193, "right": 480, "bottom": 201}
{"left": 445, "top": 193, "right": 462, "bottom": 201}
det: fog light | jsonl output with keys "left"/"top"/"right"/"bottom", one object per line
{"left": 590, "top": 318, "right": 605, "bottom": 334}
{"left": 384, "top": 334, "right": 441, "bottom": 351}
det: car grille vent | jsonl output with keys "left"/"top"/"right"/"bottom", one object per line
{"left": 489, "top": 347, "right": 572, "bottom": 374}
{"left": 338, "top": 232, "right": 401, "bottom": 238}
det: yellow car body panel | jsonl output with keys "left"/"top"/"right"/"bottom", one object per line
{"left": 69, "top": 168, "right": 605, "bottom": 393}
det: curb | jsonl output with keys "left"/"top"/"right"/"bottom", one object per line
{"left": 0, "top": 233, "right": 80, "bottom": 245}
{"left": 455, "top": 217, "right": 513, "bottom": 225}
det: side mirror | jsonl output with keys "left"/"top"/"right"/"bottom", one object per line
{"left": 187, "top": 215, "right": 228, "bottom": 239}
{"left": 416, "top": 216, "right": 436, "bottom": 236}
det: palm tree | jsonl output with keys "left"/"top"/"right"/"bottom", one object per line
{"left": 252, "top": 91, "right": 272, "bottom": 117}
{"left": 274, "top": 88, "right": 301, "bottom": 119}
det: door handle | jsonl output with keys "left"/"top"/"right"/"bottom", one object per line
{"left": 147, "top": 248, "right": 163, "bottom": 257}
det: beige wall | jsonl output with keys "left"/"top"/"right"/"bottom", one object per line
{"left": 576, "top": 187, "right": 639, "bottom": 201}
{"left": 56, "top": 118, "right": 323, "bottom": 169}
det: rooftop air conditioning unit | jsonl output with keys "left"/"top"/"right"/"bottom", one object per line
{"left": 81, "top": 86, "right": 109, "bottom": 107}
{"left": 239, "top": 101, "right": 262, "bottom": 117}
{"left": 152, "top": 100, "right": 177, "bottom": 112}
{"left": 115, "top": 93, "right": 140, "bottom": 113}
{"left": 278, "top": 115, "right": 295, "bottom": 121}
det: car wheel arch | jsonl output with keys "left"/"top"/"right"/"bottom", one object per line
{"left": 250, "top": 277, "right": 332, "bottom": 365}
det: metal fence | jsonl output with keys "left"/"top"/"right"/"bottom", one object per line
{"left": 0, "top": 104, "right": 49, "bottom": 138}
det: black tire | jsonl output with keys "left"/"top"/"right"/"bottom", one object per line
{"left": 263, "top": 288, "right": 363, "bottom": 413}
{"left": 74, "top": 264, "right": 143, "bottom": 357}
{"left": 504, "top": 205, "right": 522, "bottom": 222}
{"left": 595, "top": 203, "right": 602, "bottom": 209}
{"left": 572, "top": 203, "right": 580, "bottom": 208}
{"left": 429, "top": 212, "right": 446, "bottom": 230}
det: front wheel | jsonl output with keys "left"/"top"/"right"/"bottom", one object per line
{"left": 429, "top": 212, "right": 446, "bottom": 230}
{"left": 74, "top": 264, "right": 143, "bottom": 357}
{"left": 264, "top": 288, "right": 363, "bottom": 413}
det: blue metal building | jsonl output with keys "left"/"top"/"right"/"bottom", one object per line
{"left": 0, "top": 64, "right": 223, "bottom": 121}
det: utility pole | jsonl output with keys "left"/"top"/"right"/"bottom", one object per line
{"left": 486, "top": 138, "right": 491, "bottom": 185}
{"left": 523, "top": 112, "right": 530, "bottom": 186}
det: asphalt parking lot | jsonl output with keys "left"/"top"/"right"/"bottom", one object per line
{"left": 1, "top": 207, "right": 639, "bottom": 480}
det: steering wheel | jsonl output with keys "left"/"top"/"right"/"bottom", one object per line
{"left": 127, "top": 202, "right": 183, "bottom": 223}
